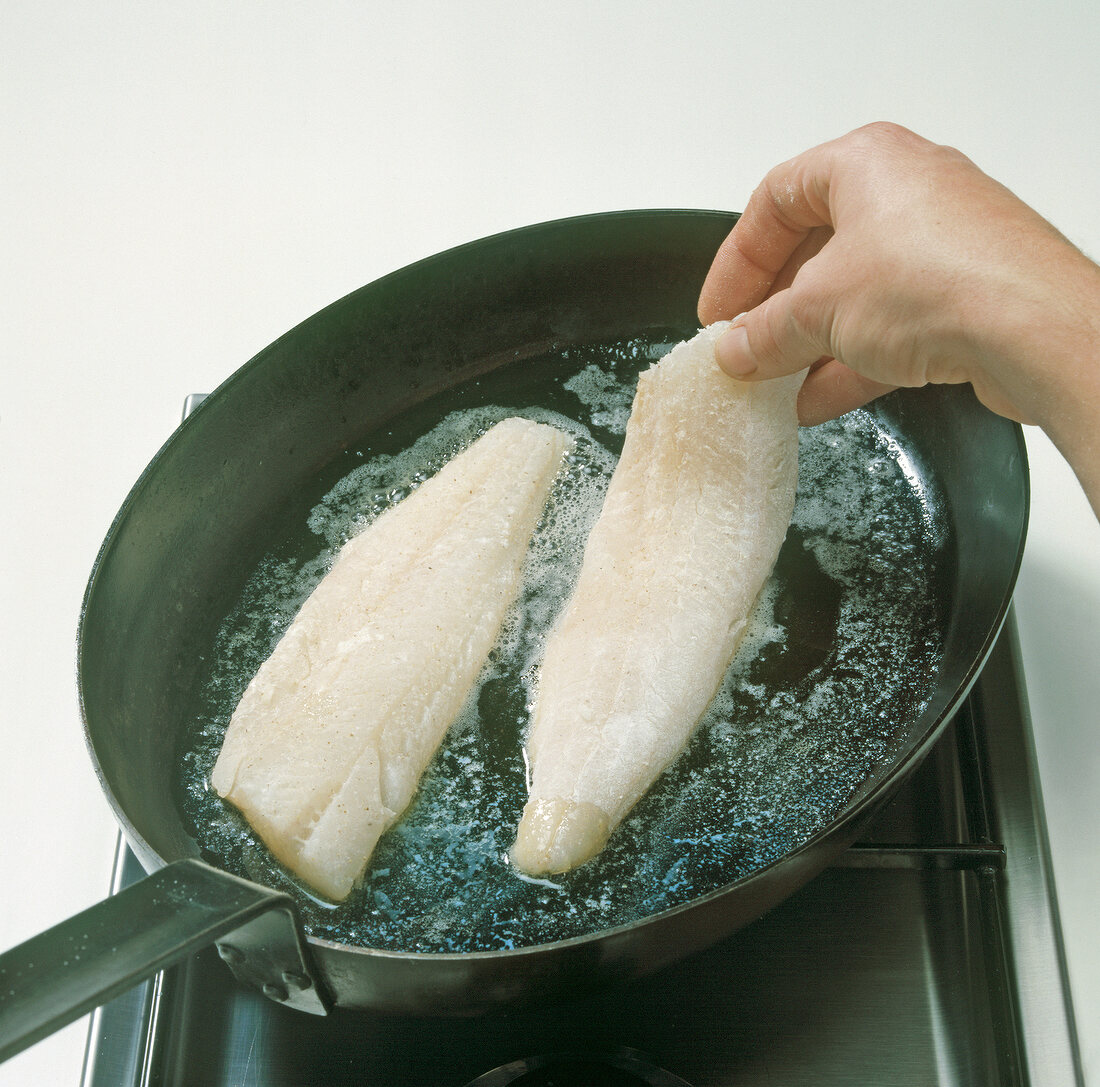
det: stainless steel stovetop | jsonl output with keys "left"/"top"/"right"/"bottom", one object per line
{"left": 79, "top": 612, "right": 1082, "bottom": 1086}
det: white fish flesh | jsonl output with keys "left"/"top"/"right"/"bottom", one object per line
{"left": 212, "top": 417, "right": 570, "bottom": 901}
{"left": 511, "top": 324, "right": 803, "bottom": 875}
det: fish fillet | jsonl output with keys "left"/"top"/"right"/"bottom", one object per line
{"left": 511, "top": 323, "right": 804, "bottom": 875}
{"left": 212, "top": 417, "right": 570, "bottom": 901}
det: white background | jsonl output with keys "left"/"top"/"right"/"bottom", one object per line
{"left": 2, "top": 2, "right": 1098, "bottom": 1083}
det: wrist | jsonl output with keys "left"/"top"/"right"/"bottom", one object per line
{"left": 1006, "top": 251, "right": 1100, "bottom": 515}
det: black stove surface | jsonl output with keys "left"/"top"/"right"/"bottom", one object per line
{"left": 80, "top": 617, "right": 1083, "bottom": 1087}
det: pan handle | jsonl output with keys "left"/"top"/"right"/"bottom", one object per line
{"left": 0, "top": 858, "right": 330, "bottom": 1065}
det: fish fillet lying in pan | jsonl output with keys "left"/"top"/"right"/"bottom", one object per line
{"left": 212, "top": 417, "right": 571, "bottom": 901}
{"left": 511, "top": 323, "right": 804, "bottom": 875}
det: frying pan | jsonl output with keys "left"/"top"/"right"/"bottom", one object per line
{"left": 0, "top": 210, "right": 1028, "bottom": 1062}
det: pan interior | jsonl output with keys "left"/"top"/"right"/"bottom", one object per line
{"left": 177, "top": 331, "right": 948, "bottom": 953}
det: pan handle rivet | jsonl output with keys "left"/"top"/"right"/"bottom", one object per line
{"left": 282, "top": 970, "right": 312, "bottom": 990}
{"left": 217, "top": 944, "right": 245, "bottom": 965}
{"left": 262, "top": 983, "right": 289, "bottom": 1002}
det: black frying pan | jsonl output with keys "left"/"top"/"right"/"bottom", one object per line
{"left": 0, "top": 210, "right": 1028, "bottom": 1062}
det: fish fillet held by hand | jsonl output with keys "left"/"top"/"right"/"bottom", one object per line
{"left": 511, "top": 323, "right": 804, "bottom": 876}
{"left": 212, "top": 417, "right": 570, "bottom": 901}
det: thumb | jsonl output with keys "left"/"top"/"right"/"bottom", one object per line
{"left": 714, "top": 292, "right": 830, "bottom": 381}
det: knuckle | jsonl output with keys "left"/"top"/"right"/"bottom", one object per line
{"left": 851, "top": 120, "right": 915, "bottom": 147}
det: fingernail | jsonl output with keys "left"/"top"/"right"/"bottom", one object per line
{"left": 716, "top": 323, "right": 756, "bottom": 377}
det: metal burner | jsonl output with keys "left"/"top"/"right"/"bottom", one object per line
{"left": 465, "top": 1047, "right": 691, "bottom": 1086}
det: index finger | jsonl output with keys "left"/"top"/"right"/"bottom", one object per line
{"left": 697, "top": 142, "right": 838, "bottom": 324}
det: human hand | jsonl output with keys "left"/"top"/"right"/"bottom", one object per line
{"left": 697, "top": 122, "right": 1100, "bottom": 437}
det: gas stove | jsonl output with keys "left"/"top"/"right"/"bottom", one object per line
{"left": 79, "top": 611, "right": 1081, "bottom": 1086}
{"left": 76, "top": 389, "right": 1082, "bottom": 1087}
